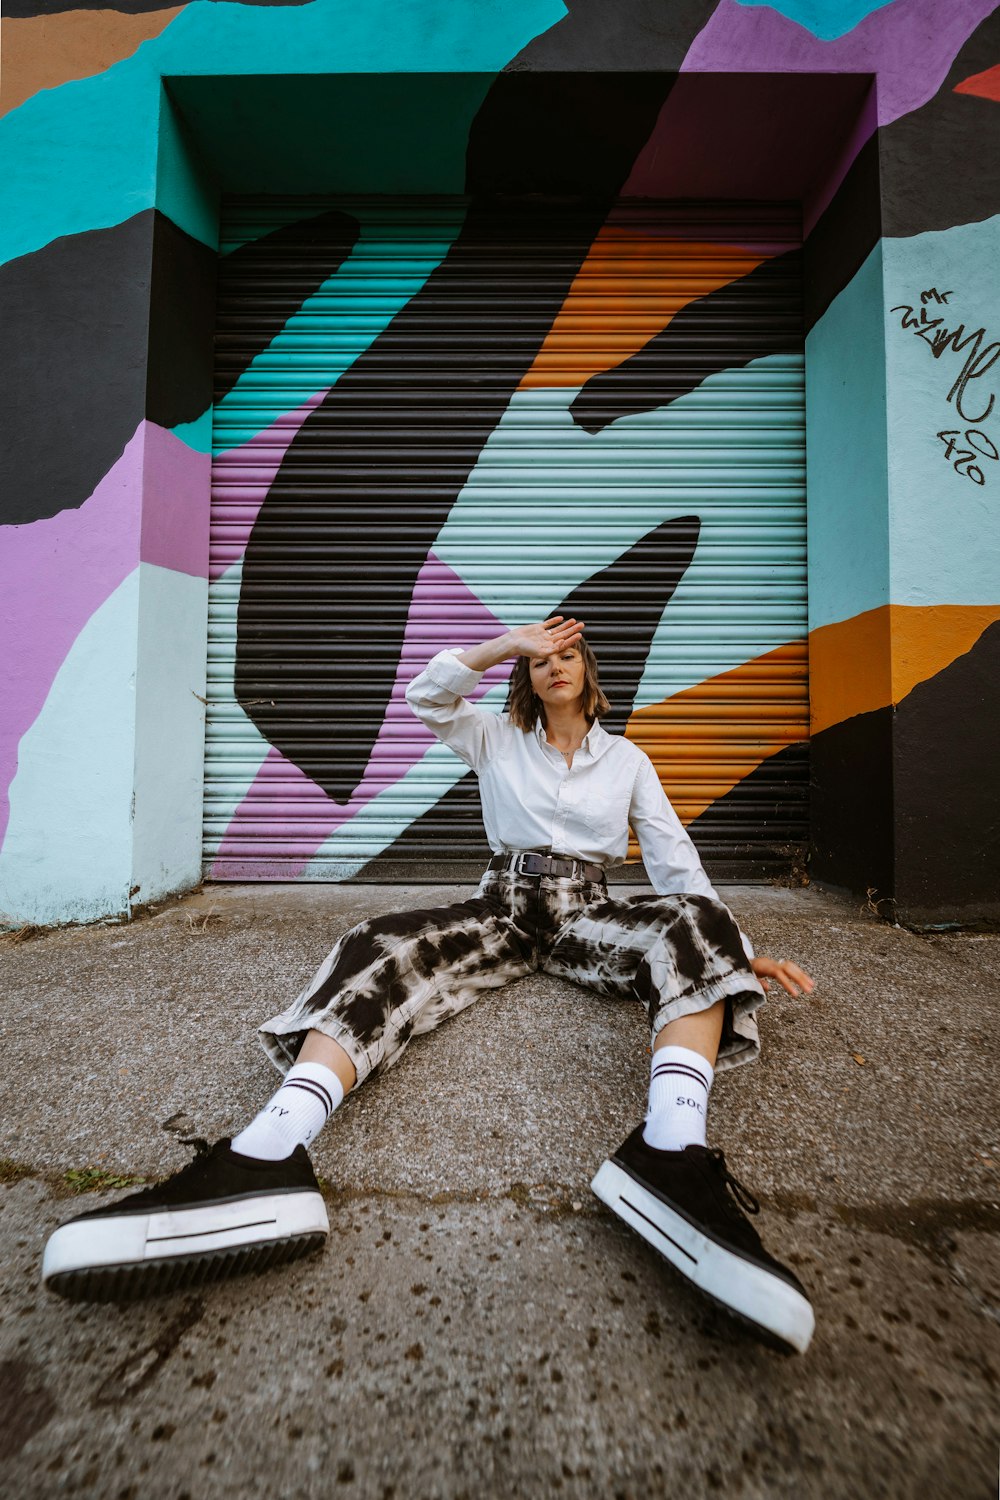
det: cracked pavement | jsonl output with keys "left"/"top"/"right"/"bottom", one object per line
{"left": 1, "top": 882, "right": 998, "bottom": 1498}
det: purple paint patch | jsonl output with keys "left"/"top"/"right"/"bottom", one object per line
{"left": 210, "top": 391, "right": 328, "bottom": 581}
{"left": 210, "top": 553, "right": 510, "bottom": 878}
{"left": 1, "top": 421, "right": 208, "bottom": 849}
{"left": 683, "top": 0, "right": 996, "bottom": 128}
{"left": 140, "top": 423, "right": 211, "bottom": 578}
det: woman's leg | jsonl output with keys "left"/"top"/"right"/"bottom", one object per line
{"left": 296, "top": 1030, "right": 358, "bottom": 1093}
{"left": 41, "top": 880, "right": 534, "bottom": 1303}
{"left": 547, "top": 890, "right": 755, "bottom": 1150}
{"left": 257, "top": 881, "right": 534, "bottom": 1091}
{"left": 234, "top": 883, "right": 534, "bottom": 1162}
{"left": 652, "top": 998, "right": 725, "bottom": 1062}
{"left": 547, "top": 888, "right": 814, "bottom": 1352}
{"left": 546, "top": 889, "right": 763, "bottom": 1074}
{"left": 645, "top": 999, "right": 725, "bottom": 1151}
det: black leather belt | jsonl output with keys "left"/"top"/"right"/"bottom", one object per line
{"left": 488, "top": 851, "right": 607, "bottom": 883}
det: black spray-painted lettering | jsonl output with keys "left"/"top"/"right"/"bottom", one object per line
{"left": 936, "top": 428, "right": 999, "bottom": 486}
{"left": 891, "top": 291, "right": 1000, "bottom": 425}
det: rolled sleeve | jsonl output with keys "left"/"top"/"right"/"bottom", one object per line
{"left": 404, "top": 649, "right": 504, "bottom": 772}
{"left": 412, "top": 649, "right": 485, "bottom": 701}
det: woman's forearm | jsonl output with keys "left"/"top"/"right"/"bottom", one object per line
{"left": 456, "top": 633, "right": 515, "bottom": 672}
{"left": 456, "top": 617, "right": 585, "bottom": 673}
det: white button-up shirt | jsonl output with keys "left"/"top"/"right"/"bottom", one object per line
{"left": 406, "top": 649, "right": 754, "bottom": 959}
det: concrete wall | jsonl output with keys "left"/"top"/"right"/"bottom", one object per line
{"left": 1, "top": 0, "right": 998, "bottom": 925}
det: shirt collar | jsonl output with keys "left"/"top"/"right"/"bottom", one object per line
{"left": 534, "top": 717, "right": 612, "bottom": 757}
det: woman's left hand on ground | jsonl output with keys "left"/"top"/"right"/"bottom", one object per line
{"left": 750, "top": 956, "right": 815, "bottom": 997}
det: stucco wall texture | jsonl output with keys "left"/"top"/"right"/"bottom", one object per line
{"left": 1, "top": 0, "right": 998, "bottom": 927}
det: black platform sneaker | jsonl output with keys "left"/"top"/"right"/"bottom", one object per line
{"left": 42, "top": 1139, "right": 329, "bottom": 1303}
{"left": 591, "top": 1127, "right": 814, "bottom": 1353}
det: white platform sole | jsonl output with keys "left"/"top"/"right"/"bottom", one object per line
{"left": 591, "top": 1160, "right": 814, "bottom": 1354}
{"left": 42, "top": 1191, "right": 329, "bottom": 1300}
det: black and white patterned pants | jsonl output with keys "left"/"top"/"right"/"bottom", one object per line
{"left": 259, "top": 869, "right": 766, "bottom": 1086}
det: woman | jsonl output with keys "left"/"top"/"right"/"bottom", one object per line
{"left": 42, "top": 617, "right": 817, "bottom": 1352}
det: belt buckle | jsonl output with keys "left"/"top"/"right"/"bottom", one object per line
{"left": 520, "top": 852, "right": 546, "bottom": 876}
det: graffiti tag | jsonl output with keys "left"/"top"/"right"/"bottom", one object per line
{"left": 935, "top": 427, "right": 998, "bottom": 486}
{"left": 891, "top": 288, "right": 1000, "bottom": 485}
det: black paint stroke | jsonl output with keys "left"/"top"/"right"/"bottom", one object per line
{"left": 214, "top": 210, "right": 360, "bottom": 401}
{"left": 570, "top": 251, "right": 803, "bottom": 435}
{"left": 235, "top": 72, "right": 679, "bottom": 802}
{"left": 686, "top": 741, "right": 810, "bottom": 880}
{"left": 354, "top": 516, "right": 701, "bottom": 872}
{"left": 506, "top": 0, "right": 719, "bottom": 71}
{"left": 893, "top": 619, "right": 1000, "bottom": 917}
{"left": 549, "top": 515, "right": 700, "bottom": 735}
{"left": 348, "top": 770, "right": 488, "bottom": 875}
{"left": 147, "top": 211, "right": 218, "bottom": 430}
{"left": 876, "top": 8, "right": 1000, "bottom": 240}
{"left": 803, "top": 132, "right": 881, "bottom": 333}
{"left": 810, "top": 702, "right": 894, "bottom": 905}
{"left": 811, "top": 620, "right": 1000, "bottom": 918}
{"left": 0, "top": 210, "right": 215, "bottom": 527}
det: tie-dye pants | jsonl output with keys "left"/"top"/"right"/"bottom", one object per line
{"left": 258, "top": 869, "right": 766, "bottom": 1087}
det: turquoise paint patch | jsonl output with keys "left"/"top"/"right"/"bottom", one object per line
{"left": 0, "top": 571, "right": 139, "bottom": 926}
{"left": 806, "top": 241, "right": 891, "bottom": 632}
{"left": 172, "top": 406, "right": 214, "bottom": 455}
{"left": 433, "top": 358, "right": 808, "bottom": 706}
{"left": 0, "top": 0, "right": 563, "bottom": 267}
{"left": 300, "top": 683, "right": 510, "bottom": 877}
{"left": 2, "top": 72, "right": 162, "bottom": 266}
{"left": 731, "top": 0, "right": 897, "bottom": 41}
{"left": 883, "top": 216, "right": 1000, "bottom": 608}
{"left": 133, "top": 565, "right": 208, "bottom": 902}
{"left": 211, "top": 203, "right": 466, "bottom": 453}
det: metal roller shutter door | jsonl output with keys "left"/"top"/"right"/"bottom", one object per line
{"left": 206, "top": 197, "right": 807, "bottom": 882}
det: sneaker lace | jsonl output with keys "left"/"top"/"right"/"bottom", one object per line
{"left": 706, "top": 1148, "right": 760, "bottom": 1217}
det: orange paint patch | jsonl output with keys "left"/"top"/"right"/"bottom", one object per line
{"left": 625, "top": 642, "right": 808, "bottom": 826}
{"left": 1, "top": 7, "right": 184, "bottom": 117}
{"left": 954, "top": 64, "right": 1000, "bottom": 103}
{"left": 808, "top": 604, "right": 1000, "bottom": 736}
{"left": 519, "top": 232, "right": 768, "bottom": 390}
{"left": 808, "top": 607, "right": 891, "bottom": 739}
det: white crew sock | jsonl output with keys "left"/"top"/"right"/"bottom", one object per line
{"left": 232, "top": 1061, "right": 345, "bottom": 1161}
{"left": 642, "top": 1045, "right": 714, "bottom": 1152}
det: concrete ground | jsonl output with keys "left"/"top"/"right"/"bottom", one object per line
{"left": 0, "top": 881, "right": 998, "bottom": 1500}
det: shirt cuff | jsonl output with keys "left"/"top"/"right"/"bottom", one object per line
{"left": 422, "top": 648, "right": 486, "bottom": 697}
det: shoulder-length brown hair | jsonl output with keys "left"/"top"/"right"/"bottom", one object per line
{"left": 506, "top": 639, "right": 610, "bottom": 731}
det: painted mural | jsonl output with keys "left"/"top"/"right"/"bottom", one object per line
{"left": 1, "top": 0, "right": 998, "bottom": 924}
{"left": 207, "top": 196, "right": 805, "bottom": 879}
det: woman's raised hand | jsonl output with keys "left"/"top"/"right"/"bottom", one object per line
{"left": 506, "top": 616, "right": 585, "bottom": 660}
{"left": 455, "top": 618, "right": 584, "bottom": 674}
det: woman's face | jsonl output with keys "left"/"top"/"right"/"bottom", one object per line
{"left": 528, "top": 647, "right": 586, "bottom": 715}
